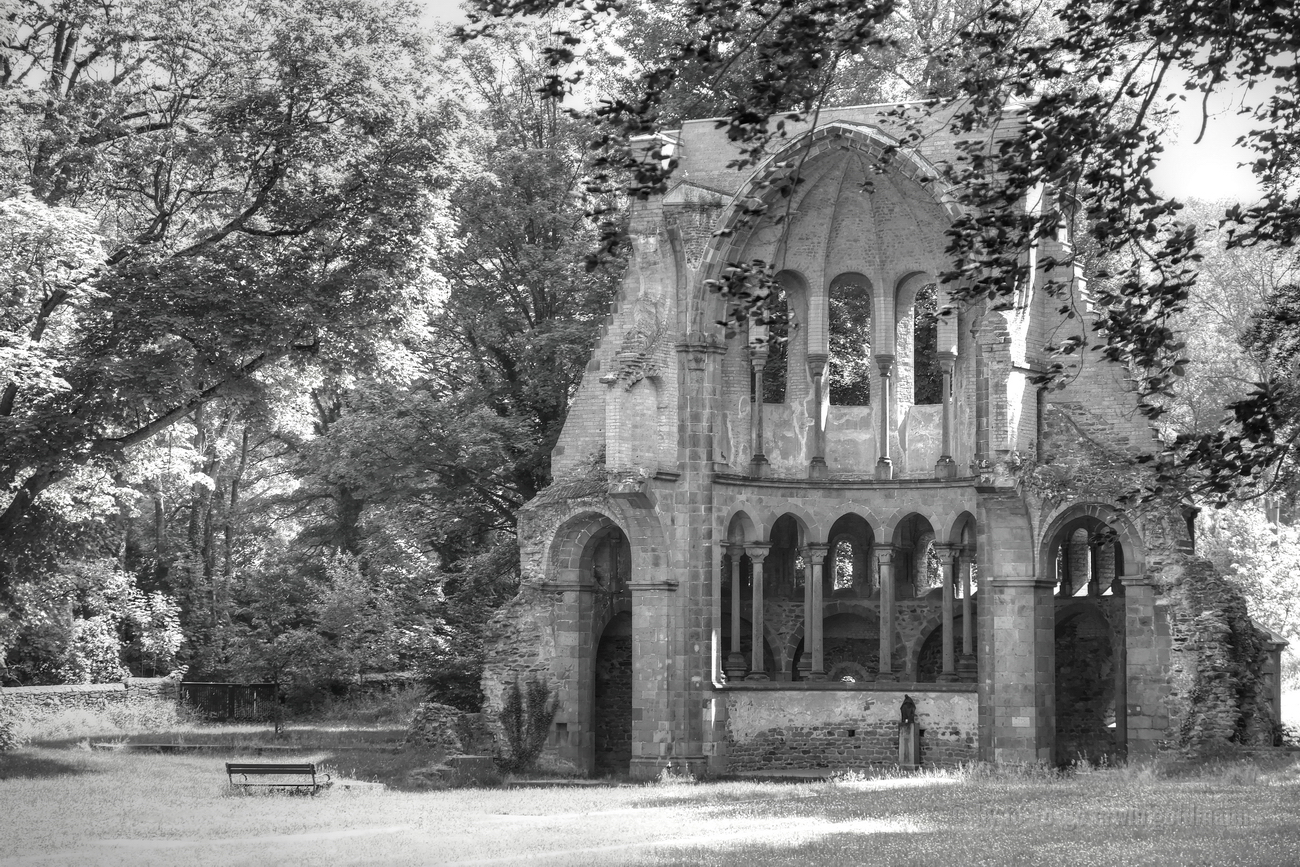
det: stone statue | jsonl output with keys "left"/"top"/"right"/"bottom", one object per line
{"left": 900, "top": 694, "right": 916, "bottom": 725}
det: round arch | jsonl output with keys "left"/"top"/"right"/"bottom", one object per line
{"left": 544, "top": 502, "right": 671, "bottom": 589}
{"left": 1039, "top": 503, "right": 1143, "bottom": 597}
{"left": 943, "top": 510, "right": 978, "bottom": 547}
{"left": 723, "top": 508, "right": 760, "bottom": 544}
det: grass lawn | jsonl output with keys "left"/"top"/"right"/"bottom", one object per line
{"left": 2, "top": 744, "right": 1300, "bottom": 867}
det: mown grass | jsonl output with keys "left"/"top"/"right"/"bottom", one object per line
{"left": 2, "top": 747, "right": 1299, "bottom": 867}
{"left": 2, "top": 693, "right": 1297, "bottom": 865}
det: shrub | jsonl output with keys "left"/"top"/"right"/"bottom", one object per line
{"left": 496, "top": 677, "right": 556, "bottom": 773}
{"left": 0, "top": 715, "right": 20, "bottom": 752}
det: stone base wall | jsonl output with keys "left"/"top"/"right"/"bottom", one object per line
{"left": 0, "top": 678, "right": 177, "bottom": 721}
{"left": 723, "top": 687, "right": 977, "bottom": 771}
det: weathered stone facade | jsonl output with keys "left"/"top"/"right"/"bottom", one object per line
{"left": 481, "top": 105, "right": 1285, "bottom": 778}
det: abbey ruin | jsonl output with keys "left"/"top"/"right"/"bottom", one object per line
{"left": 482, "top": 103, "right": 1287, "bottom": 778}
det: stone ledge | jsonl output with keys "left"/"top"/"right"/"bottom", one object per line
{"left": 717, "top": 681, "right": 976, "bottom": 693}
{"left": 713, "top": 473, "right": 979, "bottom": 490}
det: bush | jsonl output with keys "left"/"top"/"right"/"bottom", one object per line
{"left": 0, "top": 716, "right": 20, "bottom": 752}
{"left": 496, "top": 678, "right": 556, "bottom": 773}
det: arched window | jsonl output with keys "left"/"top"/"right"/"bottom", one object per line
{"left": 761, "top": 287, "right": 790, "bottom": 404}
{"left": 828, "top": 273, "right": 872, "bottom": 406}
{"left": 913, "top": 283, "right": 942, "bottom": 405}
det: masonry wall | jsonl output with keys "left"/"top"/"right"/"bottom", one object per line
{"left": 0, "top": 679, "right": 177, "bottom": 722}
{"left": 724, "top": 687, "right": 977, "bottom": 770}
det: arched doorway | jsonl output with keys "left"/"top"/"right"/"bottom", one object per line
{"left": 594, "top": 610, "right": 633, "bottom": 776}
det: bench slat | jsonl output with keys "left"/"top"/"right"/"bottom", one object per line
{"left": 226, "top": 763, "right": 316, "bottom": 774}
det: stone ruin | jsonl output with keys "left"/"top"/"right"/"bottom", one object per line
{"left": 481, "top": 105, "right": 1287, "bottom": 779}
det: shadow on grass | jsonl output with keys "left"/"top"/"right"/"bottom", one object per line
{"left": 299, "top": 745, "right": 448, "bottom": 790}
{"left": 0, "top": 750, "right": 96, "bottom": 781}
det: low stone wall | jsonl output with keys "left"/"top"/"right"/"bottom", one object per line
{"left": 0, "top": 678, "right": 177, "bottom": 719}
{"left": 723, "top": 686, "right": 977, "bottom": 771}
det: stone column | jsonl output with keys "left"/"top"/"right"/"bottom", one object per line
{"left": 798, "top": 548, "right": 814, "bottom": 679}
{"left": 876, "top": 355, "right": 895, "bottom": 480}
{"left": 808, "top": 544, "right": 828, "bottom": 680}
{"left": 936, "top": 545, "right": 959, "bottom": 682}
{"left": 935, "top": 351, "right": 957, "bottom": 478}
{"left": 808, "top": 353, "right": 828, "bottom": 479}
{"left": 745, "top": 545, "right": 770, "bottom": 681}
{"left": 876, "top": 548, "right": 897, "bottom": 681}
{"left": 750, "top": 344, "right": 769, "bottom": 476}
{"left": 724, "top": 545, "right": 748, "bottom": 681}
{"left": 958, "top": 548, "right": 977, "bottom": 682}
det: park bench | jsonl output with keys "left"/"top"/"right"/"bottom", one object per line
{"left": 225, "top": 762, "right": 331, "bottom": 793}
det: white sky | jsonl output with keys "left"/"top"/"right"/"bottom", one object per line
{"left": 1152, "top": 85, "right": 1262, "bottom": 204}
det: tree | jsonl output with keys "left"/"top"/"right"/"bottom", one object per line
{"left": 0, "top": 0, "right": 453, "bottom": 594}
{"left": 1197, "top": 503, "right": 1300, "bottom": 686}
{"left": 462, "top": 0, "right": 1300, "bottom": 502}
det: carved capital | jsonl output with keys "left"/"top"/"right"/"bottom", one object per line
{"left": 803, "top": 543, "right": 829, "bottom": 565}
{"left": 875, "top": 354, "right": 896, "bottom": 377}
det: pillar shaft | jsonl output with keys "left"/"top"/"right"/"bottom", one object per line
{"left": 876, "top": 548, "right": 896, "bottom": 681}
{"left": 723, "top": 545, "right": 748, "bottom": 681}
{"left": 750, "top": 347, "right": 768, "bottom": 473}
{"left": 961, "top": 552, "right": 974, "bottom": 656}
{"left": 808, "top": 354, "right": 828, "bottom": 477}
{"left": 808, "top": 544, "right": 828, "bottom": 679}
{"left": 876, "top": 355, "right": 894, "bottom": 479}
{"left": 729, "top": 547, "right": 742, "bottom": 654}
{"left": 936, "top": 352, "right": 957, "bottom": 478}
{"left": 937, "top": 545, "right": 958, "bottom": 682}
{"left": 958, "top": 550, "right": 977, "bottom": 682}
{"left": 745, "top": 546, "right": 770, "bottom": 681}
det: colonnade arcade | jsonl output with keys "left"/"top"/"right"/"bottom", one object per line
{"left": 720, "top": 509, "right": 977, "bottom": 684}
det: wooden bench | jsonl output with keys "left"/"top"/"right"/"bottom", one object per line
{"left": 225, "top": 762, "right": 331, "bottom": 793}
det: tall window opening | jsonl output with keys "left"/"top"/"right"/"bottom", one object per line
{"left": 761, "top": 287, "right": 790, "bottom": 404}
{"left": 913, "top": 282, "right": 942, "bottom": 405}
{"left": 828, "top": 274, "right": 873, "bottom": 406}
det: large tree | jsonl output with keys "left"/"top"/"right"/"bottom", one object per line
{"left": 0, "top": 0, "right": 453, "bottom": 592}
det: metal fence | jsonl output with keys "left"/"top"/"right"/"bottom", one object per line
{"left": 178, "top": 682, "right": 278, "bottom": 721}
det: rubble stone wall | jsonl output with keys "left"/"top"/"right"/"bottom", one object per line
{"left": 724, "top": 687, "right": 977, "bottom": 770}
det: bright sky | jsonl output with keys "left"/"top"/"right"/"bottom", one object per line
{"left": 419, "top": 0, "right": 467, "bottom": 26}
{"left": 1152, "top": 85, "right": 1263, "bottom": 204}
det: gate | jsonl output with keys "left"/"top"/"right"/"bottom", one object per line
{"left": 179, "top": 682, "right": 277, "bottom": 721}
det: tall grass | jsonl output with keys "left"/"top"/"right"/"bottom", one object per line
{"left": 6, "top": 698, "right": 199, "bottom": 745}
